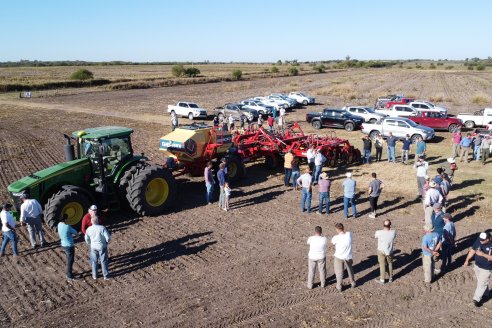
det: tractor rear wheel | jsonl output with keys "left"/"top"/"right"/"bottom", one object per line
{"left": 118, "top": 162, "right": 147, "bottom": 200}
{"left": 126, "top": 165, "right": 177, "bottom": 216}
{"left": 264, "top": 154, "right": 282, "bottom": 170}
{"left": 44, "top": 188, "right": 91, "bottom": 230}
{"left": 227, "top": 157, "right": 245, "bottom": 182}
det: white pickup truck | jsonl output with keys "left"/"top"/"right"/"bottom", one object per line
{"left": 361, "top": 117, "right": 435, "bottom": 143}
{"left": 457, "top": 108, "right": 492, "bottom": 129}
{"left": 343, "top": 106, "right": 387, "bottom": 123}
{"left": 167, "top": 102, "right": 208, "bottom": 120}
{"left": 376, "top": 105, "right": 418, "bottom": 117}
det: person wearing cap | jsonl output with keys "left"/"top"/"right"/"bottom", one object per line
{"left": 1, "top": 203, "right": 19, "bottom": 257}
{"left": 424, "top": 182, "right": 443, "bottom": 225}
{"left": 421, "top": 223, "right": 441, "bottom": 284}
{"left": 313, "top": 149, "right": 326, "bottom": 184}
{"left": 385, "top": 132, "right": 397, "bottom": 163}
{"left": 440, "top": 213, "right": 456, "bottom": 273}
{"left": 317, "top": 172, "right": 331, "bottom": 215}
{"left": 459, "top": 133, "right": 472, "bottom": 162}
{"left": 81, "top": 205, "right": 105, "bottom": 235}
{"left": 284, "top": 150, "right": 294, "bottom": 187}
{"left": 368, "top": 172, "right": 384, "bottom": 219}
{"left": 414, "top": 156, "right": 429, "bottom": 199}
{"left": 19, "top": 194, "right": 45, "bottom": 249}
{"left": 331, "top": 222, "right": 356, "bottom": 292}
{"left": 414, "top": 136, "right": 427, "bottom": 164}
{"left": 374, "top": 219, "right": 396, "bottom": 285}
{"left": 400, "top": 134, "right": 412, "bottom": 164}
{"left": 297, "top": 168, "right": 313, "bottom": 213}
{"left": 342, "top": 172, "right": 357, "bottom": 219}
{"left": 464, "top": 232, "right": 492, "bottom": 307}
{"left": 480, "top": 135, "right": 491, "bottom": 165}
{"left": 85, "top": 216, "right": 111, "bottom": 280}
{"left": 307, "top": 226, "right": 327, "bottom": 289}
{"left": 57, "top": 214, "right": 78, "bottom": 282}
{"left": 451, "top": 128, "right": 462, "bottom": 158}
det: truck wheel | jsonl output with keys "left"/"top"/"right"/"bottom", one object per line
{"left": 411, "top": 134, "right": 421, "bottom": 144}
{"left": 448, "top": 124, "right": 458, "bottom": 133}
{"left": 302, "top": 100, "right": 308, "bottom": 106}
{"left": 344, "top": 123, "right": 354, "bottom": 132}
{"left": 312, "top": 121, "right": 322, "bottom": 130}
{"left": 227, "top": 157, "right": 245, "bottom": 182}
{"left": 464, "top": 121, "right": 475, "bottom": 129}
{"left": 44, "top": 188, "right": 91, "bottom": 230}
{"left": 188, "top": 112, "right": 194, "bottom": 120}
{"left": 126, "top": 165, "right": 176, "bottom": 216}
{"left": 369, "top": 131, "right": 379, "bottom": 139}
{"left": 369, "top": 118, "right": 377, "bottom": 123}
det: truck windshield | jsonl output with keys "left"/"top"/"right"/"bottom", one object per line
{"left": 188, "top": 103, "right": 199, "bottom": 108}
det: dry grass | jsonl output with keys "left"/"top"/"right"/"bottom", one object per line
{"left": 471, "top": 93, "right": 491, "bottom": 104}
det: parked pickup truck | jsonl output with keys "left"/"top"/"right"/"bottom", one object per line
{"left": 457, "top": 108, "right": 492, "bottom": 129}
{"left": 288, "top": 92, "right": 315, "bottom": 105}
{"left": 361, "top": 117, "right": 435, "bottom": 143}
{"left": 167, "top": 102, "right": 208, "bottom": 120}
{"left": 385, "top": 97, "right": 415, "bottom": 108}
{"left": 214, "top": 103, "right": 259, "bottom": 122}
{"left": 343, "top": 106, "right": 387, "bottom": 123}
{"left": 375, "top": 94, "right": 403, "bottom": 109}
{"left": 409, "top": 101, "right": 448, "bottom": 115}
{"left": 306, "top": 108, "right": 364, "bottom": 131}
{"left": 376, "top": 105, "right": 418, "bottom": 118}
{"left": 408, "top": 111, "right": 462, "bottom": 132}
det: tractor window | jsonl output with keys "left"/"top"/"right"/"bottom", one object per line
{"left": 100, "top": 137, "right": 131, "bottom": 176}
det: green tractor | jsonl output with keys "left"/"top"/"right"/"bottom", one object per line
{"left": 7, "top": 126, "right": 176, "bottom": 230}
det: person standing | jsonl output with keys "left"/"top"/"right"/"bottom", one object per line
{"left": 313, "top": 149, "right": 326, "bottom": 184}
{"left": 267, "top": 114, "right": 275, "bottom": 131}
{"left": 331, "top": 223, "right": 356, "bottom": 292}
{"left": 284, "top": 150, "right": 294, "bottom": 187}
{"left": 459, "top": 133, "right": 472, "bottom": 162}
{"left": 415, "top": 136, "right": 427, "bottom": 163}
{"left": 19, "top": 194, "right": 45, "bottom": 249}
{"left": 440, "top": 213, "right": 455, "bottom": 273}
{"left": 213, "top": 116, "right": 220, "bottom": 128}
{"left": 414, "top": 156, "right": 429, "bottom": 199}
{"left": 374, "top": 134, "right": 384, "bottom": 162}
{"left": 307, "top": 226, "right": 327, "bottom": 289}
{"left": 171, "top": 111, "right": 178, "bottom": 131}
{"left": 362, "top": 135, "right": 372, "bottom": 164}
{"left": 81, "top": 205, "right": 105, "bottom": 235}
{"left": 400, "top": 134, "right": 412, "bottom": 164}
{"left": 291, "top": 156, "right": 300, "bottom": 191}
{"left": 368, "top": 173, "right": 384, "bottom": 218}
{"left": 463, "top": 232, "right": 492, "bottom": 307}
{"left": 228, "top": 114, "right": 235, "bottom": 131}
{"left": 204, "top": 161, "right": 215, "bottom": 204}
{"left": 223, "top": 182, "right": 231, "bottom": 211}
{"left": 278, "top": 107, "right": 285, "bottom": 130}
{"left": 217, "top": 163, "right": 226, "bottom": 210}
{"left": 481, "top": 136, "right": 491, "bottom": 165}
{"left": 239, "top": 113, "right": 246, "bottom": 130}
{"left": 424, "top": 182, "right": 443, "bottom": 225}
{"left": 385, "top": 132, "right": 397, "bottom": 163}
{"left": 297, "top": 168, "right": 313, "bottom": 213}
{"left": 257, "top": 115, "right": 263, "bottom": 128}
{"left": 473, "top": 134, "right": 482, "bottom": 161}
{"left": 421, "top": 223, "right": 441, "bottom": 284}
{"left": 0, "top": 203, "right": 19, "bottom": 257}
{"left": 374, "top": 219, "right": 396, "bottom": 285}
{"left": 342, "top": 172, "right": 357, "bottom": 219}
{"left": 85, "top": 216, "right": 111, "bottom": 280}
{"left": 317, "top": 172, "right": 331, "bottom": 215}
{"left": 57, "top": 214, "right": 78, "bottom": 282}
{"left": 451, "top": 129, "right": 461, "bottom": 158}
{"left": 306, "top": 145, "right": 316, "bottom": 175}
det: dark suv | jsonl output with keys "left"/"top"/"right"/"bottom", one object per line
{"left": 306, "top": 108, "right": 364, "bottom": 131}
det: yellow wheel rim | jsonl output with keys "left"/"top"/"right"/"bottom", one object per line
{"left": 145, "top": 178, "right": 169, "bottom": 207}
{"left": 228, "top": 162, "right": 238, "bottom": 179}
{"left": 62, "top": 202, "right": 84, "bottom": 226}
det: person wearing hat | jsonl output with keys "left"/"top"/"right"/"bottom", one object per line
{"left": 421, "top": 223, "right": 441, "bottom": 284}
{"left": 423, "top": 181, "right": 443, "bottom": 225}
{"left": 317, "top": 172, "right": 331, "bottom": 215}
{"left": 342, "top": 172, "right": 357, "bottom": 219}
{"left": 1, "top": 203, "right": 19, "bottom": 257}
{"left": 459, "top": 133, "right": 472, "bottom": 162}
{"left": 480, "top": 135, "right": 491, "bottom": 165}
{"left": 368, "top": 172, "right": 384, "bottom": 219}
{"left": 81, "top": 205, "right": 105, "bottom": 235}
{"left": 414, "top": 156, "right": 429, "bottom": 199}
{"left": 440, "top": 213, "right": 456, "bottom": 273}
{"left": 464, "top": 232, "right": 492, "bottom": 307}
{"left": 297, "top": 167, "right": 313, "bottom": 213}
{"left": 19, "top": 193, "right": 45, "bottom": 249}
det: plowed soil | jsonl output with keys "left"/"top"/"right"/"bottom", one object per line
{"left": 0, "top": 68, "right": 491, "bottom": 327}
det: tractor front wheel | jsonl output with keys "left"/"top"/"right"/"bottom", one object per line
{"left": 44, "top": 188, "right": 91, "bottom": 230}
{"left": 126, "top": 165, "right": 177, "bottom": 216}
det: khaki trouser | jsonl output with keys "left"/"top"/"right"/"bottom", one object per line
{"left": 334, "top": 257, "right": 355, "bottom": 290}
{"left": 307, "top": 257, "right": 326, "bottom": 289}
{"left": 424, "top": 206, "right": 434, "bottom": 225}
{"left": 482, "top": 148, "right": 490, "bottom": 164}
{"left": 460, "top": 146, "right": 470, "bottom": 162}
{"left": 422, "top": 254, "right": 434, "bottom": 283}
{"left": 452, "top": 143, "right": 460, "bottom": 158}
{"left": 473, "top": 265, "right": 491, "bottom": 302}
{"left": 377, "top": 251, "right": 393, "bottom": 281}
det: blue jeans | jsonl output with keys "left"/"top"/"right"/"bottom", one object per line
{"left": 474, "top": 146, "right": 481, "bottom": 160}
{"left": 363, "top": 149, "right": 371, "bottom": 164}
{"left": 318, "top": 192, "right": 330, "bottom": 214}
{"left": 301, "top": 188, "right": 312, "bottom": 212}
{"left": 292, "top": 171, "right": 300, "bottom": 188}
{"left": 314, "top": 165, "right": 322, "bottom": 183}
{"left": 387, "top": 146, "right": 396, "bottom": 162}
{"left": 63, "top": 246, "right": 75, "bottom": 279}
{"left": 284, "top": 168, "right": 292, "bottom": 186}
{"left": 343, "top": 196, "right": 357, "bottom": 218}
{"left": 205, "top": 183, "right": 214, "bottom": 203}
{"left": 1, "top": 230, "right": 18, "bottom": 256}
{"left": 90, "top": 247, "right": 109, "bottom": 278}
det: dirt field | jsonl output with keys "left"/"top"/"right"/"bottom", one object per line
{"left": 0, "top": 68, "right": 491, "bottom": 327}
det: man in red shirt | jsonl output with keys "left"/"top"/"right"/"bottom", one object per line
{"left": 81, "top": 205, "right": 105, "bottom": 234}
{"left": 451, "top": 128, "right": 461, "bottom": 158}
{"left": 267, "top": 115, "right": 275, "bottom": 131}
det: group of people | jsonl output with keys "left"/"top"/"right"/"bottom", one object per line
{"left": 361, "top": 133, "right": 426, "bottom": 165}
{"left": 204, "top": 160, "right": 232, "bottom": 211}
{"left": 451, "top": 127, "right": 492, "bottom": 164}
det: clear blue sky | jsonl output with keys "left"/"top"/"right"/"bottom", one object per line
{"left": 1, "top": 0, "right": 491, "bottom": 62}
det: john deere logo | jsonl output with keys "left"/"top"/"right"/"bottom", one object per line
{"left": 184, "top": 138, "right": 197, "bottom": 156}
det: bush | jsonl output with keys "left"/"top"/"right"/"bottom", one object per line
{"left": 184, "top": 67, "right": 200, "bottom": 77}
{"left": 314, "top": 64, "right": 326, "bottom": 73}
{"left": 70, "top": 69, "right": 93, "bottom": 80}
{"left": 271, "top": 66, "right": 279, "bottom": 73}
{"left": 232, "top": 69, "right": 242, "bottom": 80}
{"left": 477, "top": 64, "right": 486, "bottom": 71}
{"left": 288, "top": 67, "right": 299, "bottom": 76}
{"left": 445, "top": 65, "right": 454, "bottom": 70}
{"left": 276, "top": 60, "right": 282, "bottom": 65}
{"left": 468, "top": 65, "right": 474, "bottom": 70}
{"left": 172, "top": 64, "right": 185, "bottom": 77}
{"left": 429, "top": 63, "right": 436, "bottom": 69}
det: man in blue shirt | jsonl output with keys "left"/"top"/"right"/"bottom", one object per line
{"left": 459, "top": 133, "right": 472, "bottom": 162}
{"left": 464, "top": 232, "right": 492, "bottom": 307}
{"left": 400, "top": 134, "right": 412, "bottom": 164}
{"left": 421, "top": 223, "right": 441, "bottom": 283}
{"left": 440, "top": 213, "right": 455, "bottom": 273}
{"left": 385, "top": 133, "right": 397, "bottom": 163}
{"left": 415, "top": 136, "right": 427, "bottom": 163}
{"left": 217, "top": 163, "right": 226, "bottom": 210}
{"left": 342, "top": 172, "right": 357, "bottom": 219}
{"left": 57, "top": 214, "right": 78, "bottom": 281}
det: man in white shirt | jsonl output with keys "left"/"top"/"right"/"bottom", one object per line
{"left": 19, "top": 194, "right": 45, "bottom": 249}
{"left": 424, "top": 181, "right": 443, "bottom": 225}
{"left": 313, "top": 150, "right": 326, "bottom": 184}
{"left": 307, "top": 226, "right": 327, "bottom": 289}
{"left": 85, "top": 216, "right": 111, "bottom": 280}
{"left": 306, "top": 145, "right": 316, "bottom": 175}
{"left": 1, "top": 203, "right": 19, "bottom": 257}
{"left": 414, "top": 156, "right": 429, "bottom": 198}
{"left": 297, "top": 168, "right": 313, "bottom": 213}
{"left": 374, "top": 219, "right": 397, "bottom": 285}
{"left": 331, "top": 223, "right": 356, "bottom": 292}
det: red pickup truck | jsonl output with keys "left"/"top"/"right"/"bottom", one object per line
{"left": 385, "top": 97, "right": 415, "bottom": 108}
{"left": 408, "top": 111, "right": 462, "bottom": 132}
